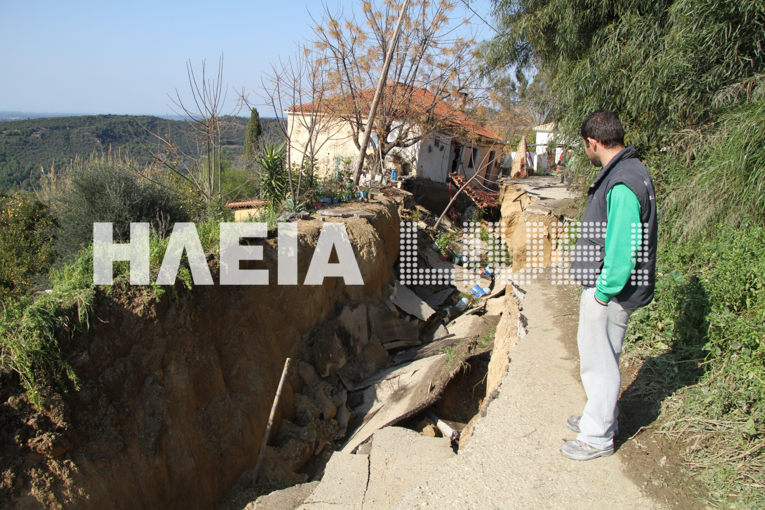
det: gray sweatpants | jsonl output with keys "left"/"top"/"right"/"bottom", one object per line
{"left": 576, "top": 287, "right": 633, "bottom": 448}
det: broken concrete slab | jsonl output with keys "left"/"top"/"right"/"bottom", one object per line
{"left": 297, "top": 452, "right": 369, "bottom": 510}
{"left": 247, "top": 482, "right": 319, "bottom": 510}
{"left": 423, "top": 324, "right": 450, "bottom": 343}
{"left": 390, "top": 335, "right": 462, "bottom": 365}
{"left": 342, "top": 353, "right": 447, "bottom": 453}
{"left": 363, "top": 427, "right": 455, "bottom": 510}
{"left": 425, "top": 287, "right": 455, "bottom": 308}
{"left": 389, "top": 281, "right": 435, "bottom": 321}
{"left": 381, "top": 339, "right": 422, "bottom": 350}
{"left": 421, "top": 245, "right": 457, "bottom": 271}
{"left": 444, "top": 314, "right": 487, "bottom": 340}
{"left": 486, "top": 295, "right": 507, "bottom": 316}
{"left": 368, "top": 303, "right": 419, "bottom": 343}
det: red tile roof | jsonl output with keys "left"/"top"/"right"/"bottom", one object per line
{"left": 226, "top": 200, "right": 266, "bottom": 209}
{"left": 450, "top": 173, "right": 500, "bottom": 209}
{"left": 289, "top": 84, "right": 505, "bottom": 143}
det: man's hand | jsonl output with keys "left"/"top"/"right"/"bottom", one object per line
{"left": 594, "top": 295, "right": 609, "bottom": 306}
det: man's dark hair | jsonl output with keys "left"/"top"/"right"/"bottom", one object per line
{"left": 580, "top": 111, "right": 625, "bottom": 148}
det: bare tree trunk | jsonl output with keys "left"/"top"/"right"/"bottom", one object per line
{"left": 352, "top": 0, "right": 411, "bottom": 185}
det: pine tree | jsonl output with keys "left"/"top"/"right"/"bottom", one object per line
{"left": 243, "top": 107, "right": 263, "bottom": 162}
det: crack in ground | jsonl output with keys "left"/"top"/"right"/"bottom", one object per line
{"left": 360, "top": 451, "right": 372, "bottom": 509}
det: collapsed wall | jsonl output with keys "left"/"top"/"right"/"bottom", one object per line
{"left": 1, "top": 198, "right": 401, "bottom": 509}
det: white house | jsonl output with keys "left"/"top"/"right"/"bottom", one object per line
{"left": 286, "top": 84, "right": 506, "bottom": 185}
{"left": 533, "top": 122, "right": 565, "bottom": 174}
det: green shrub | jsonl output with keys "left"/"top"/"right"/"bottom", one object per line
{"left": 50, "top": 154, "right": 188, "bottom": 260}
{"left": 435, "top": 231, "right": 457, "bottom": 255}
{"left": 625, "top": 222, "right": 765, "bottom": 505}
{"left": 0, "top": 192, "right": 57, "bottom": 298}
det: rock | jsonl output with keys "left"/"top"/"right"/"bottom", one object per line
{"left": 336, "top": 303, "right": 369, "bottom": 356}
{"left": 312, "top": 332, "right": 348, "bottom": 378}
{"left": 314, "top": 381, "right": 337, "bottom": 420}
{"left": 338, "top": 337, "right": 389, "bottom": 387}
{"left": 421, "top": 423, "right": 439, "bottom": 437}
{"left": 297, "top": 361, "right": 320, "bottom": 388}
{"left": 334, "top": 404, "right": 350, "bottom": 440}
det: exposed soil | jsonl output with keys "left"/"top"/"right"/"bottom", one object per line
{"left": 0, "top": 197, "right": 404, "bottom": 509}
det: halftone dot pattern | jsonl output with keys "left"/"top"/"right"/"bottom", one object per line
{"left": 398, "top": 221, "right": 457, "bottom": 286}
{"left": 463, "top": 221, "right": 511, "bottom": 284}
{"left": 552, "top": 221, "right": 577, "bottom": 286}
{"left": 398, "top": 220, "right": 651, "bottom": 288}
{"left": 508, "top": 221, "right": 545, "bottom": 285}
{"left": 551, "top": 221, "right": 651, "bottom": 287}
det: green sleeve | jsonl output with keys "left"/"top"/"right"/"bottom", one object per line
{"left": 595, "top": 184, "right": 642, "bottom": 302}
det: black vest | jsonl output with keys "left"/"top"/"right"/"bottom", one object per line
{"left": 570, "top": 145, "right": 657, "bottom": 309}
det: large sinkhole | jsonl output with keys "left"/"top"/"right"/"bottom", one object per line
{"left": 2, "top": 190, "right": 512, "bottom": 510}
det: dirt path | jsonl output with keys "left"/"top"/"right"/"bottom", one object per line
{"left": 391, "top": 270, "right": 665, "bottom": 509}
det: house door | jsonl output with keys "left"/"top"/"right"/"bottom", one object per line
{"left": 486, "top": 150, "right": 497, "bottom": 182}
{"left": 449, "top": 142, "right": 463, "bottom": 175}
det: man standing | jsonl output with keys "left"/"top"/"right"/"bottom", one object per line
{"left": 561, "top": 111, "right": 658, "bottom": 461}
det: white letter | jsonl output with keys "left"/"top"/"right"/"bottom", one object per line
{"left": 156, "top": 223, "right": 213, "bottom": 285}
{"left": 93, "top": 222, "right": 150, "bottom": 285}
{"left": 220, "top": 223, "right": 268, "bottom": 285}
{"left": 278, "top": 222, "right": 298, "bottom": 285}
{"left": 304, "top": 223, "right": 363, "bottom": 285}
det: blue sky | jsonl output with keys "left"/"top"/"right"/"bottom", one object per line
{"left": 0, "top": 0, "right": 495, "bottom": 117}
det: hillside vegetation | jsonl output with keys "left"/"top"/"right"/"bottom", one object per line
{"left": 0, "top": 114, "right": 284, "bottom": 192}
{"left": 482, "top": 0, "right": 763, "bottom": 505}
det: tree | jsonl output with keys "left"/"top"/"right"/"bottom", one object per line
{"left": 258, "top": 43, "right": 345, "bottom": 204}
{"left": 151, "top": 56, "right": 232, "bottom": 205}
{"left": 480, "top": 0, "right": 763, "bottom": 153}
{"left": 243, "top": 107, "right": 263, "bottom": 163}
{"left": 49, "top": 154, "right": 187, "bottom": 260}
{"left": 311, "top": 0, "right": 479, "bottom": 173}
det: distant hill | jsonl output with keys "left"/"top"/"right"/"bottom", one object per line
{"left": 0, "top": 114, "right": 284, "bottom": 192}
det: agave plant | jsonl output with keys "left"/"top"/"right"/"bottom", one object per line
{"left": 256, "top": 143, "right": 288, "bottom": 208}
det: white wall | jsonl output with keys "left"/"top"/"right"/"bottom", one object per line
{"left": 535, "top": 128, "right": 565, "bottom": 173}
{"left": 415, "top": 132, "right": 452, "bottom": 182}
{"left": 287, "top": 112, "right": 359, "bottom": 179}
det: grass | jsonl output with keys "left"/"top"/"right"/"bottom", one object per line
{"left": 622, "top": 222, "right": 765, "bottom": 508}
{"left": 0, "top": 249, "right": 95, "bottom": 407}
{"left": 441, "top": 346, "right": 456, "bottom": 364}
{"left": 0, "top": 219, "right": 224, "bottom": 408}
{"left": 478, "top": 325, "right": 497, "bottom": 348}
